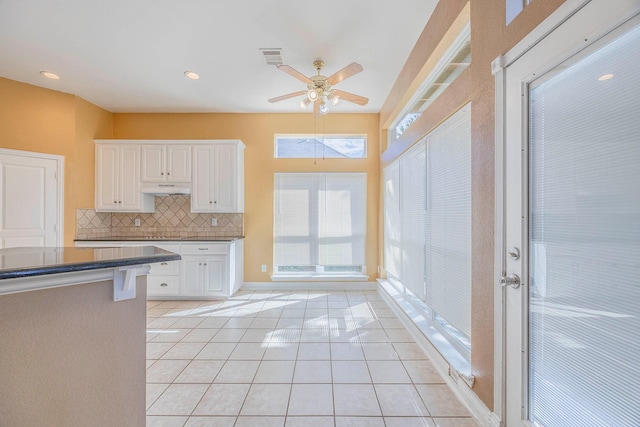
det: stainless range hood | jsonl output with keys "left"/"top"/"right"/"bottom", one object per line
{"left": 140, "top": 183, "right": 191, "bottom": 196}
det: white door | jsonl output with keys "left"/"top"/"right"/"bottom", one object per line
{"left": 0, "top": 150, "right": 61, "bottom": 248}
{"left": 502, "top": 2, "right": 640, "bottom": 426}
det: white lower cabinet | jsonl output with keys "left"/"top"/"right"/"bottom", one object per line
{"left": 74, "top": 240, "right": 243, "bottom": 299}
{"left": 182, "top": 255, "right": 227, "bottom": 297}
{"left": 180, "top": 243, "right": 228, "bottom": 298}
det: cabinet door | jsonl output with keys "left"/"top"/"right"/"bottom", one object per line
{"left": 213, "top": 144, "right": 236, "bottom": 212}
{"left": 204, "top": 255, "right": 226, "bottom": 295}
{"left": 181, "top": 256, "right": 204, "bottom": 296}
{"left": 119, "top": 145, "right": 141, "bottom": 210}
{"left": 95, "top": 145, "right": 119, "bottom": 211}
{"left": 167, "top": 145, "right": 191, "bottom": 183}
{"left": 141, "top": 145, "right": 165, "bottom": 182}
{"left": 191, "top": 146, "right": 214, "bottom": 212}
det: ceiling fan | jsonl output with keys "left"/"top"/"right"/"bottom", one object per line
{"left": 268, "top": 60, "right": 369, "bottom": 116}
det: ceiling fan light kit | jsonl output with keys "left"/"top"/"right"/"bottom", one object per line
{"left": 268, "top": 59, "right": 369, "bottom": 116}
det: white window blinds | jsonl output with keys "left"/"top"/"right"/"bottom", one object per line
{"left": 424, "top": 105, "right": 472, "bottom": 338}
{"left": 400, "top": 142, "right": 427, "bottom": 299}
{"left": 274, "top": 173, "right": 366, "bottom": 274}
{"left": 527, "top": 24, "right": 640, "bottom": 427}
{"left": 383, "top": 162, "right": 401, "bottom": 280}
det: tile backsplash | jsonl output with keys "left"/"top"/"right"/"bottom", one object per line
{"left": 76, "top": 195, "right": 243, "bottom": 239}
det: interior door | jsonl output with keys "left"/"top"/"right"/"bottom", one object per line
{"left": 0, "top": 150, "right": 60, "bottom": 248}
{"left": 503, "top": 3, "right": 640, "bottom": 426}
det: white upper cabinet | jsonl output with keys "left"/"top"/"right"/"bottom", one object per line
{"left": 141, "top": 145, "right": 191, "bottom": 183}
{"left": 191, "top": 142, "right": 244, "bottom": 213}
{"left": 95, "top": 144, "right": 154, "bottom": 212}
{"left": 95, "top": 139, "right": 244, "bottom": 214}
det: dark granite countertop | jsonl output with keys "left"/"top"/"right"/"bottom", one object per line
{"left": 0, "top": 246, "right": 181, "bottom": 280}
{"left": 74, "top": 236, "right": 244, "bottom": 242}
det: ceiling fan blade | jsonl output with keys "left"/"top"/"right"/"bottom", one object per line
{"left": 313, "top": 99, "right": 321, "bottom": 117}
{"left": 268, "top": 90, "right": 307, "bottom": 103}
{"left": 326, "top": 62, "right": 363, "bottom": 85}
{"left": 333, "top": 89, "right": 369, "bottom": 106}
{"left": 277, "top": 65, "right": 313, "bottom": 84}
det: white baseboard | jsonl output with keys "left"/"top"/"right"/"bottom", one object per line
{"left": 242, "top": 281, "right": 378, "bottom": 291}
{"left": 378, "top": 280, "right": 501, "bottom": 427}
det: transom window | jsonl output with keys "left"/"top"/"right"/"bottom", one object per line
{"left": 389, "top": 24, "right": 470, "bottom": 144}
{"left": 274, "top": 135, "right": 366, "bottom": 159}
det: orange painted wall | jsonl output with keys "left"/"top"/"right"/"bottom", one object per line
{"left": 0, "top": 77, "right": 113, "bottom": 245}
{"left": 113, "top": 113, "right": 380, "bottom": 283}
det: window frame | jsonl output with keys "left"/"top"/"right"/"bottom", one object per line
{"left": 273, "top": 172, "right": 368, "bottom": 280}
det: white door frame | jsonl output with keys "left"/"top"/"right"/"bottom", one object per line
{"left": 0, "top": 148, "right": 64, "bottom": 247}
{"left": 493, "top": 0, "right": 640, "bottom": 424}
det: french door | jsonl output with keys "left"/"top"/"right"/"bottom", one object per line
{"left": 502, "top": 1, "right": 640, "bottom": 426}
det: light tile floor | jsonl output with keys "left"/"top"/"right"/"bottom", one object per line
{"left": 146, "top": 290, "right": 479, "bottom": 427}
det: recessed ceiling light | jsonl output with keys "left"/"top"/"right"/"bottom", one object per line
{"left": 40, "top": 71, "right": 60, "bottom": 80}
{"left": 184, "top": 71, "right": 200, "bottom": 80}
{"left": 598, "top": 73, "right": 614, "bottom": 81}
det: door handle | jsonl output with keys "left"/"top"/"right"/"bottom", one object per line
{"left": 500, "top": 274, "right": 521, "bottom": 289}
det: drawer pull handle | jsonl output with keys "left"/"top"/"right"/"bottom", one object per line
{"left": 160, "top": 262, "right": 168, "bottom": 266}
{"left": 198, "top": 248, "right": 209, "bottom": 251}
{"left": 160, "top": 283, "right": 168, "bottom": 287}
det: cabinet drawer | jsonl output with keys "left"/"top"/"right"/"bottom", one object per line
{"left": 180, "top": 242, "right": 228, "bottom": 255}
{"left": 149, "top": 260, "right": 180, "bottom": 275}
{"left": 147, "top": 276, "right": 179, "bottom": 296}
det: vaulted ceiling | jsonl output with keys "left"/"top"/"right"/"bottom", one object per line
{"left": 0, "top": 1, "right": 437, "bottom": 113}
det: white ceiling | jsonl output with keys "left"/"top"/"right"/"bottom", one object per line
{"left": 0, "top": 0, "right": 437, "bottom": 113}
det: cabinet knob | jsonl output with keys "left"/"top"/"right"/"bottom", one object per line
{"left": 167, "top": 172, "right": 170, "bottom": 176}
{"left": 160, "top": 283, "right": 168, "bottom": 287}
{"left": 118, "top": 201, "right": 122, "bottom": 204}
{"left": 114, "top": 200, "right": 117, "bottom": 203}
{"left": 161, "top": 172, "right": 164, "bottom": 175}
{"left": 209, "top": 201, "right": 212, "bottom": 204}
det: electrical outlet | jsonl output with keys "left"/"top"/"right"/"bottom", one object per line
{"left": 261, "top": 264, "right": 267, "bottom": 272}
{"left": 134, "top": 218, "right": 141, "bottom": 227}
{"left": 211, "top": 218, "right": 218, "bottom": 226}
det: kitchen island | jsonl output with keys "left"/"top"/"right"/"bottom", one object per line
{"left": 0, "top": 246, "right": 180, "bottom": 427}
